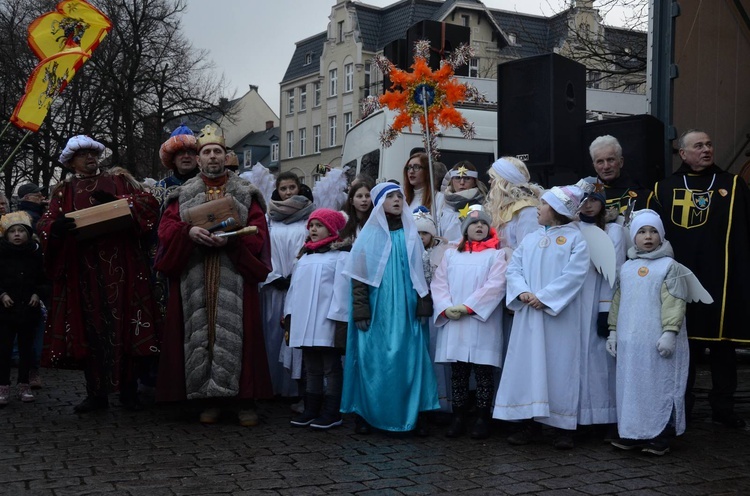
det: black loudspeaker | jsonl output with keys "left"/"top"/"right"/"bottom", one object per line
{"left": 582, "top": 114, "right": 665, "bottom": 189}
{"left": 497, "top": 54, "right": 586, "bottom": 187}
{"left": 406, "top": 21, "right": 471, "bottom": 76}
{"left": 382, "top": 38, "right": 408, "bottom": 94}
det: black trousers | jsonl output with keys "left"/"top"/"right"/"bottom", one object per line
{"left": 0, "top": 325, "right": 34, "bottom": 385}
{"left": 451, "top": 361, "right": 495, "bottom": 409}
{"left": 686, "top": 340, "right": 737, "bottom": 415}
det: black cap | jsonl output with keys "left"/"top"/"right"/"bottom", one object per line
{"left": 17, "top": 183, "right": 42, "bottom": 198}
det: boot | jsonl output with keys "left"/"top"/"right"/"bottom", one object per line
{"left": 310, "top": 394, "right": 343, "bottom": 429}
{"left": 414, "top": 413, "right": 430, "bottom": 437}
{"left": 290, "top": 392, "right": 323, "bottom": 427}
{"left": 73, "top": 395, "right": 109, "bottom": 414}
{"left": 354, "top": 414, "right": 371, "bottom": 434}
{"left": 469, "top": 406, "right": 491, "bottom": 440}
{"left": 446, "top": 405, "right": 467, "bottom": 438}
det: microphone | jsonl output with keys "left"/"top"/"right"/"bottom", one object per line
{"left": 207, "top": 217, "right": 236, "bottom": 233}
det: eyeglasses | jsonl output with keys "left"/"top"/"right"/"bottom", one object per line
{"left": 405, "top": 164, "right": 423, "bottom": 172}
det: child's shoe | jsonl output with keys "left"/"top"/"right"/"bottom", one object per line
{"left": 0, "top": 385, "right": 10, "bottom": 405}
{"left": 310, "top": 395, "right": 343, "bottom": 430}
{"left": 17, "top": 384, "right": 35, "bottom": 403}
{"left": 641, "top": 437, "right": 670, "bottom": 456}
{"left": 611, "top": 437, "right": 646, "bottom": 450}
{"left": 507, "top": 421, "right": 541, "bottom": 445}
{"left": 290, "top": 393, "right": 323, "bottom": 427}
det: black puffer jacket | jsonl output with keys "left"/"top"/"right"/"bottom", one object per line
{"left": 0, "top": 239, "right": 49, "bottom": 326}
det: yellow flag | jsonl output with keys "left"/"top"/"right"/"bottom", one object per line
{"left": 10, "top": 49, "right": 89, "bottom": 132}
{"left": 27, "top": 0, "right": 111, "bottom": 59}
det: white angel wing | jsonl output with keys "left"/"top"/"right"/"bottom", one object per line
{"left": 672, "top": 264, "right": 714, "bottom": 304}
{"left": 578, "top": 222, "right": 617, "bottom": 287}
{"left": 312, "top": 167, "right": 349, "bottom": 210}
{"left": 240, "top": 163, "right": 275, "bottom": 206}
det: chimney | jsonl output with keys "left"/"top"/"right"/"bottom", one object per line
{"left": 266, "top": 120, "right": 274, "bottom": 130}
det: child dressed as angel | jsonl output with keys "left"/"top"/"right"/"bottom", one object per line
{"left": 607, "top": 209, "right": 711, "bottom": 456}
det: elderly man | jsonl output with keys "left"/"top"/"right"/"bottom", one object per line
{"left": 16, "top": 183, "right": 46, "bottom": 230}
{"left": 653, "top": 129, "right": 750, "bottom": 429}
{"left": 155, "top": 125, "right": 272, "bottom": 426}
{"left": 589, "top": 135, "right": 652, "bottom": 216}
{"left": 153, "top": 124, "right": 199, "bottom": 205}
{"left": 37, "top": 135, "right": 160, "bottom": 413}
{"left": 0, "top": 193, "right": 9, "bottom": 215}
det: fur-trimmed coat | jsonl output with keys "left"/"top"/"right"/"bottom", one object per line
{"left": 155, "top": 172, "right": 273, "bottom": 401}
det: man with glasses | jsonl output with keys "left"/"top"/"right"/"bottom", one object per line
{"left": 652, "top": 129, "right": 750, "bottom": 429}
{"left": 37, "top": 134, "right": 160, "bottom": 413}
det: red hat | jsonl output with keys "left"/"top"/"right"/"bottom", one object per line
{"left": 308, "top": 208, "right": 346, "bottom": 237}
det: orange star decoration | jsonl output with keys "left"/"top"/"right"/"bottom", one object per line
{"left": 374, "top": 40, "right": 476, "bottom": 157}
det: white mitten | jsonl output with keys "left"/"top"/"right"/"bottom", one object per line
{"left": 657, "top": 331, "right": 676, "bottom": 358}
{"left": 606, "top": 331, "right": 617, "bottom": 358}
{"left": 444, "top": 305, "right": 464, "bottom": 320}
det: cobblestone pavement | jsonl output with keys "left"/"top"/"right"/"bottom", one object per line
{"left": 1, "top": 363, "right": 748, "bottom": 495}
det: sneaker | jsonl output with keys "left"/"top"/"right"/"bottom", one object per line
{"left": 712, "top": 411, "right": 747, "bottom": 429}
{"left": 17, "top": 384, "right": 35, "bottom": 403}
{"left": 199, "top": 407, "right": 221, "bottom": 424}
{"left": 0, "top": 385, "right": 10, "bottom": 405}
{"left": 642, "top": 437, "right": 670, "bottom": 456}
{"left": 290, "top": 399, "right": 305, "bottom": 414}
{"left": 238, "top": 409, "right": 259, "bottom": 427}
{"left": 507, "top": 423, "right": 540, "bottom": 446}
{"left": 310, "top": 413, "right": 343, "bottom": 430}
{"left": 29, "top": 370, "right": 42, "bottom": 389}
{"left": 611, "top": 437, "right": 646, "bottom": 450}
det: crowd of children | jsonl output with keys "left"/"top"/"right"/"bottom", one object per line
{"left": 1, "top": 151, "right": 708, "bottom": 458}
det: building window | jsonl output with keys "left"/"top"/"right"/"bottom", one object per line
{"left": 469, "top": 58, "right": 479, "bottom": 78}
{"left": 338, "top": 21, "right": 344, "bottom": 42}
{"left": 344, "top": 112, "right": 353, "bottom": 132}
{"left": 271, "top": 143, "right": 279, "bottom": 162}
{"left": 328, "top": 116, "right": 337, "bottom": 147}
{"left": 299, "top": 85, "right": 306, "bottom": 111}
{"left": 313, "top": 82, "right": 321, "bottom": 107}
{"left": 287, "top": 131, "right": 294, "bottom": 158}
{"left": 243, "top": 150, "right": 252, "bottom": 167}
{"left": 364, "top": 61, "right": 371, "bottom": 98}
{"left": 305, "top": 53, "right": 312, "bottom": 65}
{"left": 508, "top": 32, "right": 517, "bottom": 45}
{"left": 587, "top": 71, "right": 601, "bottom": 89}
{"left": 287, "top": 90, "right": 294, "bottom": 114}
{"left": 299, "top": 128, "right": 306, "bottom": 156}
{"left": 329, "top": 68, "right": 338, "bottom": 96}
{"left": 461, "top": 14, "right": 470, "bottom": 27}
{"left": 313, "top": 125, "right": 321, "bottom": 153}
{"left": 344, "top": 63, "right": 354, "bottom": 93}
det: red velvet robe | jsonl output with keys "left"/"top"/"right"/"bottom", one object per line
{"left": 154, "top": 175, "right": 273, "bottom": 402}
{"left": 37, "top": 171, "right": 160, "bottom": 393}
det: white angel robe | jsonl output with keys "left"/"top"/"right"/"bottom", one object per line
{"left": 493, "top": 224, "right": 590, "bottom": 430}
{"left": 499, "top": 205, "right": 539, "bottom": 250}
{"left": 432, "top": 248, "right": 508, "bottom": 367}
{"left": 285, "top": 250, "right": 350, "bottom": 348}
{"left": 615, "top": 256, "right": 689, "bottom": 439}
{"left": 577, "top": 222, "right": 627, "bottom": 425}
{"left": 261, "top": 219, "right": 307, "bottom": 393}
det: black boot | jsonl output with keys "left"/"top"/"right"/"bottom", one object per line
{"left": 310, "top": 395, "right": 343, "bottom": 429}
{"left": 446, "top": 405, "right": 467, "bottom": 438}
{"left": 415, "top": 413, "right": 430, "bottom": 437}
{"left": 290, "top": 392, "right": 323, "bottom": 427}
{"left": 74, "top": 395, "right": 109, "bottom": 414}
{"left": 354, "top": 414, "right": 371, "bottom": 434}
{"left": 469, "top": 406, "right": 491, "bottom": 440}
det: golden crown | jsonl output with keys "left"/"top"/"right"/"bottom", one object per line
{"left": 196, "top": 124, "right": 226, "bottom": 150}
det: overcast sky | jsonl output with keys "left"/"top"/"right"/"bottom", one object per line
{"left": 180, "top": 1, "right": 623, "bottom": 115}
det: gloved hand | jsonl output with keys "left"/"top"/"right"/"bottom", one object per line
{"left": 445, "top": 305, "right": 468, "bottom": 320}
{"left": 606, "top": 331, "right": 617, "bottom": 358}
{"left": 50, "top": 216, "right": 77, "bottom": 238}
{"left": 355, "top": 320, "right": 370, "bottom": 331}
{"left": 596, "top": 312, "right": 610, "bottom": 338}
{"left": 91, "top": 190, "right": 117, "bottom": 204}
{"left": 657, "top": 331, "right": 676, "bottom": 358}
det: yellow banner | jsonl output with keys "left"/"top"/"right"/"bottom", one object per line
{"left": 27, "top": 0, "right": 111, "bottom": 59}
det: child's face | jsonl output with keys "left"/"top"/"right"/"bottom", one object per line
{"left": 634, "top": 225, "right": 661, "bottom": 252}
{"left": 277, "top": 179, "right": 299, "bottom": 200}
{"left": 466, "top": 220, "right": 489, "bottom": 241}
{"left": 351, "top": 186, "right": 372, "bottom": 214}
{"left": 537, "top": 201, "right": 558, "bottom": 226}
{"left": 6, "top": 225, "right": 29, "bottom": 246}
{"left": 579, "top": 198, "right": 603, "bottom": 217}
{"left": 419, "top": 231, "right": 433, "bottom": 249}
{"left": 382, "top": 191, "right": 403, "bottom": 215}
{"left": 307, "top": 219, "right": 330, "bottom": 242}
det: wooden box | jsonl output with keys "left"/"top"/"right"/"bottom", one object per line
{"left": 65, "top": 198, "right": 132, "bottom": 240}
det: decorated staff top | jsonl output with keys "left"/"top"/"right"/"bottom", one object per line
{"left": 374, "top": 39, "right": 476, "bottom": 156}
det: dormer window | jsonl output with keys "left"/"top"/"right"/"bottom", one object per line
{"left": 508, "top": 32, "right": 517, "bottom": 45}
{"left": 305, "top": 53, "right": 312, "bottom": 65}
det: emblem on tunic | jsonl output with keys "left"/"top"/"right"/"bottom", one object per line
{"left": 638, "top": 266, "right": 649, "bottom": 277}
{"left": 671, "top": 189, "right": 711, "bottom": 229}
{"left": 719, "top": 188, "right": 728, "bottom": 197}
{"left": 556, "top": 236, "right": 566, "bottom": 245}
{"left": 539, "top": 236, "right": 551, "bottom": 248}
{"left": 628, "top": 191, "right": 638, "bottom": 198}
